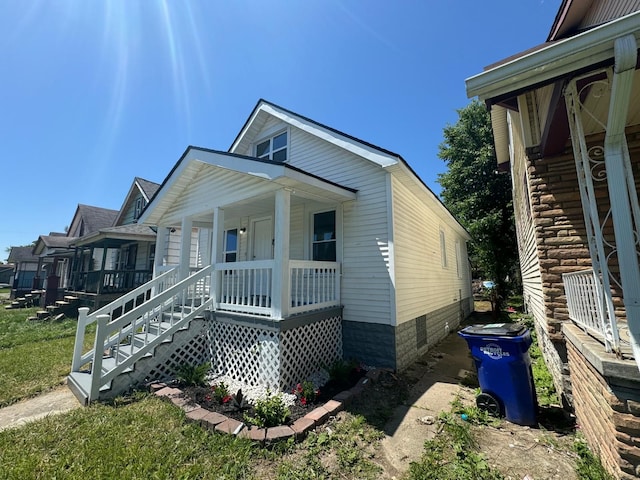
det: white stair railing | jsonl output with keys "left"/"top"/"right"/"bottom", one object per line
{"left": 71, "top": 266, "right": 213, "bottom": 402}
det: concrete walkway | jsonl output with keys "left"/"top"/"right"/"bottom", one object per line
{"left": 0, "top": 386, "right": 81, "bottom": 431}
{"left": 380, "top": 330, "right": 476, "bottom": 477}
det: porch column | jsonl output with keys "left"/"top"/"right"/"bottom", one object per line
{"left": 179, "top": 217, "right": 193, "bottom": 281}
{"left": 97, "top": 247, "right": 108, "bottom": 295}
{"left": 273, "top": 188, "right": 291, "bottom": 319}
{"left": 604, "top": 35, "right": 640, "bottom": 365}
{"left": 210, "top": 207, "right": 225, "bottom": 304}
{"left": 153, "top": 225, "right": 168, "bottom": 277}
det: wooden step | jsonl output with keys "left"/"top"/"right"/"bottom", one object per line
{"left": 55, "top": 300, "right": 70, "bottom": 307}
{"left": 36, "top": 310, "right": 49, "bottom": 319}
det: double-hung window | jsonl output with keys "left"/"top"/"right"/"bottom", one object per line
{"left": 256, "top": 131, "right": 287, "bottom": 162}
{"left": 224, "top": 229, "right": 238, "bottom": 262}
{"left": 312, "top": 211, "right": 336, "bottom": 262}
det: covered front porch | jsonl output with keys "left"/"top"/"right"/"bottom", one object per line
{"left": 146, "top": 149, "right": 357, "bottom": 321}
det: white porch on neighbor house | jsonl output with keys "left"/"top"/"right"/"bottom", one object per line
{"left": 148, "top": 153, "right": 357, "bottom": 321}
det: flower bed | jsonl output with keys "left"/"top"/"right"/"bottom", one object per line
{"left": 151, "top": 365, "right": 380, "bottom": 444}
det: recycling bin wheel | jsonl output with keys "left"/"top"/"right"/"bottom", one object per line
{"left": 476, "top": 392, "right": 502, "bottom": 417}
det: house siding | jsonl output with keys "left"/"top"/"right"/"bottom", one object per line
{"left": 509, "top": 111, "right": 570, "bottom": 402}
{"left": 286, "top": 126, "right": 393, "bottom": 327}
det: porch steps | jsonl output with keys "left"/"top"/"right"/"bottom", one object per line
{"left": 68, "top": 317, "right": 201, "bottom": 405}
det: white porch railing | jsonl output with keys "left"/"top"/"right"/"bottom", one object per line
{"left": 563, "top": 268, "right": 620, "bottom": 352}
{"left": 212, "top": 260, "right": 340, "bottom": 317}
{"left": 71, "top": 266, "right": 212, "bottom": 402}
{"left": 289, "top": 260, "right": 340, "bottom": 315}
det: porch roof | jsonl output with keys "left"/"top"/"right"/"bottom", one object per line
{"left": 72, "top": 224, "right": 156, "bottom": 248}
{"left": 466, "top": 10, "right": 640, "bottom": 103}
{"left": 138, "top": 148, "right": 358, "bottom": 226}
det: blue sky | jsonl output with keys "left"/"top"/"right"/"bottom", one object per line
{"left": 0, "top": 0, "right": 560, "bottom": 261}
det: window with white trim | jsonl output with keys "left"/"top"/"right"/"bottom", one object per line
{"left": 256, "top": 131, "right": 287, "bottom": 162}
{"left": 224, "top": 229, "right": 238, "bottom": 262}
{"left": 312, "top": 210, "right": 336, "bottom": 262}
{"left": 440, "top": 229, "right": 447, "bottom": 268}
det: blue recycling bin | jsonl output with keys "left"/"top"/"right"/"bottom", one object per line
{"left": 459, "top": 323, "right": 538, "bottom": 426}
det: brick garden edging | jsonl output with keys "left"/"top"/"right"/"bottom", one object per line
{"left": 150, "top": 369, "right": 383, "bottom": 444}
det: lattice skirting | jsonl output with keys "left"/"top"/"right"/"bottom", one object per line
{"left": 210, "top": 314, "right": 343, "bottom": 390}
{"left": 107, "top": 319, "right": 212, "bottom": 398}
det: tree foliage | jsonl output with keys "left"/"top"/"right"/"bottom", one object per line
{"left": 438, "top": 100, "right": 518, "bottom": 313}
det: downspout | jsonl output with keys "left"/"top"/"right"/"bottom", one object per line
{"left": 603, "top": 34, "right": 640, "bottom": 367}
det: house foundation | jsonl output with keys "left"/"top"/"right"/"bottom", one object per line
{"left": 565, "top": 324, "right": 640, "bottom": 479}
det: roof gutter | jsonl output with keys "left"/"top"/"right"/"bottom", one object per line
{"left": 466, "top": 10, "right": 640, "bottom": 101}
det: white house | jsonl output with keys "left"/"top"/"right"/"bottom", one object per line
{"left": 69, "top": 100, "right": 472, "bottom": 404}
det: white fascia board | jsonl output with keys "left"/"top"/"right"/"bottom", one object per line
{"left": 256, "top": 103, "right": 400, "bottom": 168}
{"left": 278, "top": 167, "right": 357, "bottom": 201}
{"left": 466, "top": 11, "right": 640, "bottom": 101}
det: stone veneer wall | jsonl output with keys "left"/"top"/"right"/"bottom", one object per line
{"left": 565, "top": 324, "right": 640, "bottom": 479}
{"left": 343, "top": 297, "right": 473, "bottom": 372}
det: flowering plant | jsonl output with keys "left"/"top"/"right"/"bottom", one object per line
{"left": 292, "top": 380, "right": 320, "bottom": 406}
{"left": 205, "top": 382, "right": 232, "bottom": 404}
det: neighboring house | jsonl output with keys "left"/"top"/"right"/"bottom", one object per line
{"left": 7, "top": 246, "right": 39, "bottom": 298}
{"left": 69, "top": 99, "right": 472, "bottom": 405}
{"left": 0, "top": 263, "right": 14, "bottom": 286}
{"left": 68, "top": 178, "right": 160, "bottom": 309}
{"left": 32, "top": 232, "right": 76, "bottom": 306}
{"left": 467, "top": 2, "right": 640, "bottom": 478}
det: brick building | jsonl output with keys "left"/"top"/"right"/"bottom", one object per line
{"left": 467, "top": 2, "right": 640, "bottom": 478}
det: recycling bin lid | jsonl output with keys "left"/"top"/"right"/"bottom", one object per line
{"left": 461, "top": 323, "right": 526, "bottom": 336}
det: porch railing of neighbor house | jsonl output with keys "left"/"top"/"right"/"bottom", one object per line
{"left": 76, "top": 269, "right": 153, "bottom": 294}
{"left": 213, "top": 260, "right": 340, "bottom": 317}
{"left": 71, "top": 266, "right": 212, "bottom": 402}
{"left": 563, "top": 268, "right": 620, "bottom": 352}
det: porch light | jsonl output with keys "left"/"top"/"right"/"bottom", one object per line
{"left": 239, "top": 227, "right": 247, "bottom": 234}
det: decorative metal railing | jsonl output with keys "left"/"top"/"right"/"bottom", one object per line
{"left": 563, "top": 268, "right": 619, "bottom": 353}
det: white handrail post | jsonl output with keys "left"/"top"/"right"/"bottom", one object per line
{"left": 72, "top": 307, "right": 90, "bottom": 372}
{"left": 90, "top": 314, "right": 111, "bottom": 402}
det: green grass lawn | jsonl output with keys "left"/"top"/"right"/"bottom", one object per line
{"left": 0, "top": 307, "right": 93, "bottom": 407}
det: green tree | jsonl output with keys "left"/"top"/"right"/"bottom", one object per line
{"left": 438, "top": 100, "right": 518, "bottom": 316}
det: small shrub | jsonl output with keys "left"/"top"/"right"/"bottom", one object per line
{"left": 175, "top": 362, "right": 209, "bottom": 387}
{"left": 245, "top": 391, "right": 290, "bottom": 428}
{"left": 205, "top": 382, "right": 231, "bottom": 405}
{"left": 292, "top": 380, "right": 319, "bottom": 406}
{"left": 326, "top": 358, "right": 360, "bottom": 388}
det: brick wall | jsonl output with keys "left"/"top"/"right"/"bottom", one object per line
{"left": 566, "top": 332, "right": 640, "bottom": 479}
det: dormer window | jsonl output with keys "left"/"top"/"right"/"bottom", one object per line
{"left": 256, "top": 131, "right": 287, "bottom": 162}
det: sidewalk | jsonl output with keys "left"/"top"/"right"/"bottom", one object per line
{"left": 0, "top": 386, "right": 80, "bottom": 431}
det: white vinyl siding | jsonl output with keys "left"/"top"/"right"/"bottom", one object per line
{"left": 391, "top": 175, "right": 471, "bottom": 327}
{"left": 287, "top": 126, "right": 393, "bottom": 326}
{"left": 510, "top": 112, "right": 545, "bottom": 324}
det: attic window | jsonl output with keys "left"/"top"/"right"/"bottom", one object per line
{"left": 133, "top": 197, "right": 146, "bottom": 221}
{"left": 256, "top": 131, "right": 287, "bottom": 162}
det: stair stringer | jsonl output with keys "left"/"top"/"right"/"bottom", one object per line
{"left": 98, "top": 317, "right": 212, "bottom": 400}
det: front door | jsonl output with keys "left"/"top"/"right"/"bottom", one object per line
{"left": 251, "top": 217, "right": 273, "bottom": 306}
{"left": 251, "top": 217, "right": 273, "bottom": 260}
